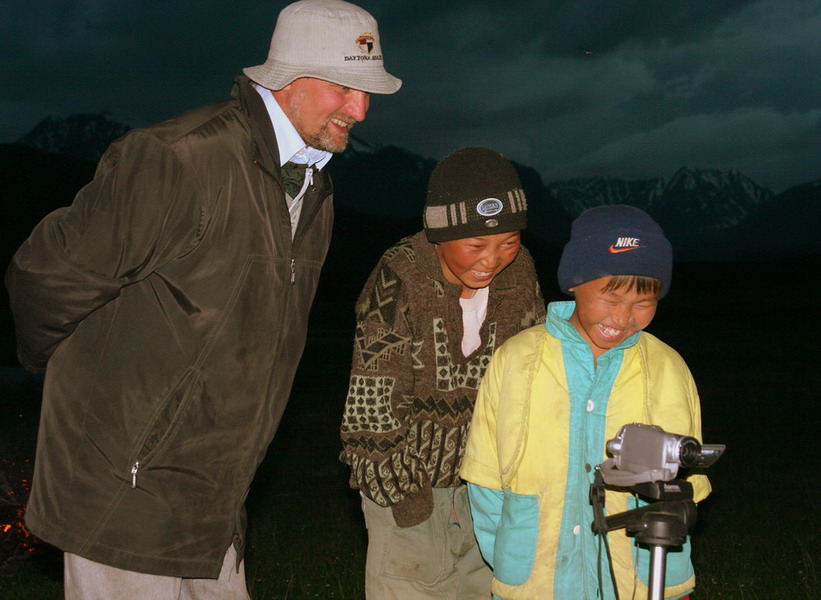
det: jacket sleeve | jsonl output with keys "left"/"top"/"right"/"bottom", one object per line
{"left": 643, "top": 337, "right": 712, "bottom": 503}
{"left": 466, "top": 361, "right": 543, "bottom": 590}
{"left": 339, "top": 259, "right": 423, "bottom": 508}
{"left": 469, "top": 484, "right": 541, "bottom": 586}
{"left": 682, "top": 374, "right": 712, "bottom": 503}
{"left": 460, "top": 337, "right": 506, "bottom": 488}
{"left": 4, "top": 131, "right": 204, "bottom": 371}
{"left": 467, "top": 483, "right": 503, "bottom": 566}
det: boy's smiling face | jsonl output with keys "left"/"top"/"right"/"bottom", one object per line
{"left": 436, "top": 231, "right": 521, "bottom": 298}
{"left": 569, "top": 276, "right": 659, "bottom": 359}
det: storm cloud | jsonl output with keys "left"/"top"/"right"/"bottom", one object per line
{"left": 2, "top": 0, "right": 818, "bottom": 191}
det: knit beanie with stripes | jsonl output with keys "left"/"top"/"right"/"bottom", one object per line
{"left": 423, "top": 147, "right": 527, "bottom": 242}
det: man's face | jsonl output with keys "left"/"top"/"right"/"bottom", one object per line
{"left": 274, "top": 77, "right": 370, "bottom": 153}
{"left": 568, "top": 276, "right": 659, "bottom": 359}
{"left": 436, "top": 231, "right": 522, "bottom": 298}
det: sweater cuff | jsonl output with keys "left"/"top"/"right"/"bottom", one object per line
{"left": 390, "top": 484, "right": 434, "bottom": 528}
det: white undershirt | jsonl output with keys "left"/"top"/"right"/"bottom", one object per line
{"left": 459, "top": 286, "right": 489, "bottom": 357}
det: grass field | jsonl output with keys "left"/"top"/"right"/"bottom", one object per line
{"left": 1, "top": 262, "right": 818, "bottom": 600}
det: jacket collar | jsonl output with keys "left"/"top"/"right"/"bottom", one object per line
{"left": 232, "top": 76, "right": 333, "bottom": 200}
{"left": 545, "top": 300, "right": 641, "bottom": 352}
{"left": 232, "top": 76, "right": 282, "bottom": 177}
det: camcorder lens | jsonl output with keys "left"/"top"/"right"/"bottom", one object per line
{"left": 676, "top": 437, "right": 702, "bottom": 467}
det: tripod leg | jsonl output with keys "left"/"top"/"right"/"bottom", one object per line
{"left": 648, "top": 545, "right": 667, "bottom": 600}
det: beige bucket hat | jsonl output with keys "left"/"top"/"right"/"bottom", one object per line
{"left": 243, "top": 0, "right": 402, "bottom": 94}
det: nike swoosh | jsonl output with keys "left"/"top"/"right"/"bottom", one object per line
{"left": 608, "top": 245, "right": 646, "bottom": 253}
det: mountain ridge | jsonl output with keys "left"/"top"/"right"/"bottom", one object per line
{"left": 7, "top": 113, "right": 820, "bottom": 263}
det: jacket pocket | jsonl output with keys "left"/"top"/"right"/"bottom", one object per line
{"left": 132, "top": 367, "right": 202, "bottom": 471}
{"left": 494, "top": 490, "right": 540, "bottom": 586}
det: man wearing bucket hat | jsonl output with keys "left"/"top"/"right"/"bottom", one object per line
{"left": 340, "top": 148, "right": 545, "bottom": 599}
{"left": 5, "top": 0, "right": 400, "bottom": 597}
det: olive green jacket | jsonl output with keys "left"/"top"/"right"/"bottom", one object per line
{"left": 5, "top": 76, "right": 333, "bottom": 577}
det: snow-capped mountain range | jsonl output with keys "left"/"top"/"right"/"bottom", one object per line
{"left": 8, "top": 113, "right": 819, "bottom": 261}
{"left": 547, "top": 167, "right": 774, "bottom": 233}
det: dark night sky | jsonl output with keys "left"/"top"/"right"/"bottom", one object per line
{"left": 2, "top": 0, "right": 819, "bottom": 192}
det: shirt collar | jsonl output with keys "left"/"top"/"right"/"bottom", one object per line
{"left": 253, "top": 84, "right": 332, "bottom": 170}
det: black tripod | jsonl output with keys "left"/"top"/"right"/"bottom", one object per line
{"left": 591, "top": 472, "right": 697, "bottom": 600}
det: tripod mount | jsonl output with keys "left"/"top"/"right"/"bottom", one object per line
{"left": 591, "top": 472, "right": 697, "bottom": 600}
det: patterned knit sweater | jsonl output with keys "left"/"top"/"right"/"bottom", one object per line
{"left": 340, "top": 230, "right": 545, "bottom": 526}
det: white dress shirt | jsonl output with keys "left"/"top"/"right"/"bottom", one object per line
{"left": 253, "top": 84, "right": 332, "bottom": 237}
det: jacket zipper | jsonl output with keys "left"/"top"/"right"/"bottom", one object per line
{"left": 131, "top": 461, "right": 140, "bottom": 488}
{"left": 294, "top": 166, "right": 313, "bottom": 201}
{"left": 290, "top": 166, "right": 327, "bottom": 286}
{"left": 256, "top": 156, "right": 327, "bottom": 286}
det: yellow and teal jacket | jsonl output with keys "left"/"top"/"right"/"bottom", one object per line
{"left": 460, "top": 301, "right": 711, "bottom": 600}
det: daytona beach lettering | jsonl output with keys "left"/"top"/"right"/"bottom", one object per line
{"left": 344, "top": 55, "right": 384, "bottom": 61}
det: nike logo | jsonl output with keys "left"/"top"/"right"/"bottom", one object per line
{"left": 609, "top": 236, "right": 646, "bottom": 253}
{"left": 608, "top": 245, "right": 646, "bottom": 253}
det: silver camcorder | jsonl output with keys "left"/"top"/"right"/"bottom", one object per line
{"left": 599, "top": 423, "right": 725, "bottom": 487}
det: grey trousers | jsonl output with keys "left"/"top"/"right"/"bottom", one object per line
{"left": 362, "top": 485, "right": 493, "bottom": 600}
{"left": 63, "top": 544, "right": 250, "bottom": 600}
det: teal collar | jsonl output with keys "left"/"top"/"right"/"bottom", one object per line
{"left": 545, "top": 301, "right": 641, "bottom": 354}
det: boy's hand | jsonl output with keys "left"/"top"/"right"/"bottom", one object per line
{"left": 391, "top": 484, "right": 434, "bottom": 527}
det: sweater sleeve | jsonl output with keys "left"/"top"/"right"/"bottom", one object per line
{"left": 4, "top": 131, "right": 204, "bottom": 371}
{"left": 339, "top": 259, "right": 423, "bottom": 507}
{"left": 510, "top": 245, "right": 547, "bottom": 331}
{"left": 525, "top": 248, "right": 547, "bottom": 327}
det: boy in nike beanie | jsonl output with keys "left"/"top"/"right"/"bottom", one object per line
{"left": 461, "top": 204, "right": 710, "bottom": 600}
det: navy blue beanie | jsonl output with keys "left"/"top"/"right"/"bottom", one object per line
{"left": 558, "top": 204, "right": 673, "bottom": 297}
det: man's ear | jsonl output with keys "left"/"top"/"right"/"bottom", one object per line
{"left": 272, "top": 81, "right": 296, "bottom": 101}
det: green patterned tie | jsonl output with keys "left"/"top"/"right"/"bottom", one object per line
{"left": 281, "top": 161, "right": 309, "bottom": 198}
